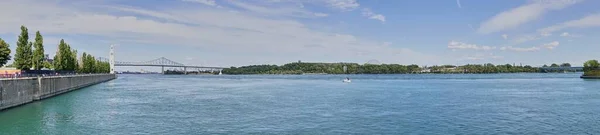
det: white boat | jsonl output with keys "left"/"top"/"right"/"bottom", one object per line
{"left": 343, "top": 79, "right": 351, "bottom": 83}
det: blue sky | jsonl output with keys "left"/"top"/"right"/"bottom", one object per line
{"left": 0, "top": 0, "right": 599, "bottom": 71}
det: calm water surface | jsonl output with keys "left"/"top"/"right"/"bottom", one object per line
{"left": 1, "top": 73, "right": 600, "bottom": 134}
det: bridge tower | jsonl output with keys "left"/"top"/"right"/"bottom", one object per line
{"left": 110, "top": 45, "right": 115, "bottom": 74}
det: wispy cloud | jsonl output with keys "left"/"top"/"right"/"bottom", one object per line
{"left": 0, "top": 0, "right": 434, "bottom": 66}
{"left": 477, "top": 0, "right": 580, "bottom": 34}
{"left": 500, "top": 41, "right": 559, "bottom": 52}
{"left": 512, "top": 34, "right": 541, "bottom": 43}
{"left": 502, "top": 34, "right": 508, "bottom": 40}
{"left": 539, "top": 13, "right": 600, "bottom": 36}
{"left": 326, "top": 0, "right": 360, "bottom": 11}
{"left": 181, "top": 0, "right": 218, "bottom": 6}
{"left": 456, "top": 0, "right": 462, "bottom": 8}
{"left": 501, "top": 46, "right": 540, "bottom": 52}
{"left": 461, "top": 53, "right": 503, "bottom": 61}
{"left": 467, "top": 24, "right": 475, "bottom": 31}
{"left": 226, "top": 0, "right": 329, "bottom": 18}
{"left": 362, "top": 8, "right": 386, "bottom": 22}
{"left": 448, "top": 41, "right": 496, "bottom": 51}
{"left": 540, "top": 41, "right": 559, "bottom": 49}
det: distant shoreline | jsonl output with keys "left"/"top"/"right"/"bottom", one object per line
{"left": 217, "top": 72, "right": 584, "bottom": 75}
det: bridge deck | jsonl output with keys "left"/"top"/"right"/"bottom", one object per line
{"left": 115, "top": 64, "right": 225, "bottom": 69}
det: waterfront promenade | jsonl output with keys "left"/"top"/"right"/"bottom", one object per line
{"left": 0, "top": 74, "right": 116, "bottom": 111}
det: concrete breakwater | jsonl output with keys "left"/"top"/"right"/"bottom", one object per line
{"left": 0, "top": 74, "right": 116, "bottom": 111}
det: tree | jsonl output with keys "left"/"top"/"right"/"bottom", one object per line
{"left": 53, "top": 51, "right": 61, "bottom": 70}
{"left": 81, "top": 52, "right": 95, "bottom": 73}
{"left": 5, "top": 63, "right": 14, "bottom": 68}
{"left": 53, "top": 40, "right": 63, "bottom": 70}
{"left": 0, "top": 38, "right": 11, "bottom": 67}
{"left": 550, "top": 63, "right": 559, "bottom": 67}
{"left": 43, "top": 61, "right": 53, "bottom": 69}
{"left": 79, "top": 52, "right": 110, "bottom": 74}
{"left": 53, "top": 39, "right": 78, "bottom": 71}
{"left": 584, "top": 60, "right": 600, "bottom": 71}
{"left": 14, "top": 26, "right": 33, "bottom": 70}
{"left": 72, "top": 49, "right": 78, "bottom": 71}
{"left": 81, "top": 52, "right": 88, "bottom": 73}
{"left": 33, "top": 31, "right": 45, "bottom": 70}
{"left": 542, "top": 65, "right": 548, "bottom": 67}
{"left": 560, "top": 63, "right": 571, "bottom": 67}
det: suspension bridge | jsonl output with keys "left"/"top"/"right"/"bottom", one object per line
{"left": 98, "top": 45, "right": 226, "bottom": 74}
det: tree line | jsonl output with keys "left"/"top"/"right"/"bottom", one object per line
{"left": 583, "top": 60, "right": 600, "bottom": 76}
{"left": 542, "top": 63, "right": 572, "bottom": 68}
{"left": 223, "top": 62, "right": 544, "bottom": 75}
{"left": 0, "top": 25, "right": 109, "bottom": 74}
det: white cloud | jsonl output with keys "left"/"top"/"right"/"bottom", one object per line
{"left": 362, "top": 8, "right": 386, "bottom": 22}
{"left": 501, "top": 46, "right": 540, "bottom": 52}
{"left": 540, "top": 41, "right": 559, "bottom": 49}
{"left": 513, "top": 34, "right": 541, "bottom": 43}
{"left": 501, "top": 41, "right": 559, "bottom": 52}
{"left": 468, "top": 24, "right": 475, "bottom": 31}
{"left": 456, "top": 0, "right": 462, "bottom": 8}
{"left": 465, "top": 56, "right": 484, "bottom": 60}
{"left": 477, "top": 0, "right": 580, "bottom": 34}
{"left": 259, "top": 0, "right": 360, "bottom": 11}
{"left": 181, "top": 0, "right": 217, "bottom": 6}
{"left": 326, "top": 0, "right": 360, "bottom": 11}
{"left": 0, "top": 0, "right": 434, "bottom": 66}
{"left": 461, "top": 53, "right": 503, "bottom": 61}
{"left": 540, "top": 32, "right": 552, "bottom": 37}
{"left": 539, "top": 14, "right": 600, "bottom": 35}
{"left": 448, "top": 41, "right": 496, "bottom": 51}
{"left": 314, "top": 13, "right": 329, "bottom": 17}
{"left": 491, "top": 55, "right": 504, "bottom": 59}
{"left": 502, "top": 34, "right": 508, "bottom": 40}
{"left": 559, "top": 32, "right": 582, "bottom": 37}
{"left": 225, "top": 0, "right": 329, "bottom": 18}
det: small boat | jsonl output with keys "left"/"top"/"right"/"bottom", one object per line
{"left": 343, "top": 78, "right": 351, "bottom": 83}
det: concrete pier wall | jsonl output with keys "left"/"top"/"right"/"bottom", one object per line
{"left": 0, "top": 74, "right": 116, "bottom": 111}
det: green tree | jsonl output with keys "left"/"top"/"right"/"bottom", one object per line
{"left": 81, "top": 52, "right": 88, "bottom": 73}
{"left": 5, "top": 63, "right": 14, "bottom": 68}
{"left": 53, "top": 39, "right": 78, "bottom": 71}
{"left": 14, "top": 26, "right": 33, "bottom": 70}
{"left": 33, "top": 31, "right": 45, "bottom": 70}
{"left": 72, "top": 49, "right": 78, "bottom": 71}
{"left": 43, "top": 61, "right": 53, "bottom": 69}
{"left": 550, "top": 63, "right": 559, "bottom": 67}
{"left": 53, "top": 52, "right": 60, "bottom": 70}
{"left": 584, "top": 60, "right": 599, "bottom": 71}
{"left": 78, "top": 52, "right": 111, "bottom": 74}
{"left": 53, "top": 40, "right": 64, "bottom": 70}
{"left": 0, "top": 38, "right": 11, "bottom": 67}
{"left": 81, "top": 52, "right": 96, "bottom": 73}
{"left": 560, "top": 63, "right": 571, "bottom": 67}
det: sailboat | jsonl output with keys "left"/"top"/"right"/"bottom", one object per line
{"left": 343, "top": 78, "right": 351, "bottom": 83}
{"left": 342, "top": 66, "right": 350, "bottom": 83}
